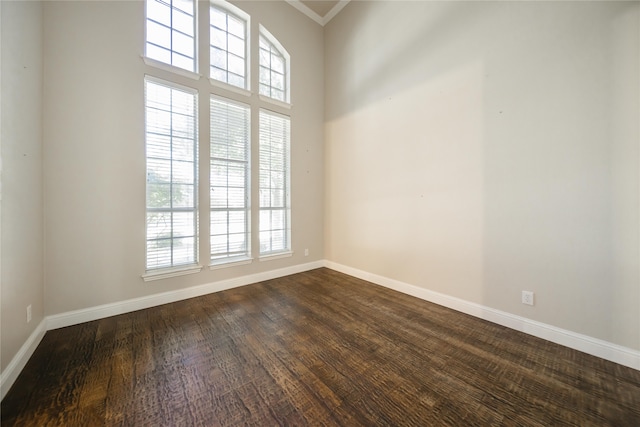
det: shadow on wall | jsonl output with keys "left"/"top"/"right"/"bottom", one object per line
{"left": 326, "top": 0, "right": 490, "bottom": 122}
{"left": 324, "top": 1, "right": 640, "bottom": 349}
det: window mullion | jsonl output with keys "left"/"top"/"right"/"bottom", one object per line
{"left": 226, "top": 125, "right": 231, "bottom": 256}
{"left": 169, "top": 0, "right": 174, "bottom": 65}
{"left": 169, "top": 88, "right": 174, "bottom": 267}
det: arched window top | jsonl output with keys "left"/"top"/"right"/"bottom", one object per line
{"left": 210, "top": 1, "right": 250, "bottom": 90}
{"left": 258, "top": 25, "right": 290, "bottom": 104}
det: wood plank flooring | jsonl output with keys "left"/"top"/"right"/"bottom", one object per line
{"left": 2, "top": 268, "right": 640, "bottom": 426}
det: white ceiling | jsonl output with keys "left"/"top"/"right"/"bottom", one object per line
{"left": 286, "top": 0, "right": 350, "bottom": 26}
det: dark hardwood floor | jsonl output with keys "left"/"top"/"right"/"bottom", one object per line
{"left": 2, "top": 268, "right": 640, "bottom": 426}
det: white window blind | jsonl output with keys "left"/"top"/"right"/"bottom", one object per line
{"left": 258, "top": 33, "right": 287, "bottom": 103}
{"left": 210, "top": 5, "right": 247, "bottom": 89}
{"left": 210, "top": 96, "right": 250, "bottom": 262}
{"left": 259, "top": 110, "right": 290, "bottom": 255}
{"left": 146, "top": 0, "right": 196, "bottom": 72}
{"left": 145, "top": 78, "right": 198, "bottom": 270}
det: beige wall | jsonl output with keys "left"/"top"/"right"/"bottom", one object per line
{"left": 1, "top": 1, "right": 45, "bottom": 372}
{"left": 325, "top": 1, "right": 640, "bottom": 350}
{"left": 42, "top": 0, "right": 324, "bottom": 315}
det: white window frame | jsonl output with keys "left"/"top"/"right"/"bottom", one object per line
{"left": 144, "top": 0, "right": 198, "bottom": 74}
{"left": 258, "top": 109, "right": 291, "bottom": 257}
{"left": 142, "top": 1, "right": 295, "bottom": 276}
{"left": 258, "top": 25, "right": 290, "bottom": 105}
{"left": 209, "top": 1, "right": 250, "bottom": 92}
{"left": 210, "top": 95, "right": 252, "bottom": 266}
{"left": 143, "top": 76, "right": 201, "bottom": 279}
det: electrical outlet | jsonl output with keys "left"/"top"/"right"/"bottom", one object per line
{"left": 522, "top": 291, "right": 534, "bottom": 306}
{"left": 27, "top": 305, "right": 32, "bottom": 323}
{"left": 304, "top": 248, "right": 309, "bottom": 256}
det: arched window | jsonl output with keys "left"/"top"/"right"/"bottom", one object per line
{"left": 210, "top": 2, "right": 249, "bottom": 89}
{"left": 144, "top": 0, "right": 293, "bottom": 276}
{"left": 259, "top": 26, "right": 290, "bottom": 103}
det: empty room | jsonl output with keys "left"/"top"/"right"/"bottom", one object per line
{"left": 1, "top": 0, "right": 639, "bottom": 425}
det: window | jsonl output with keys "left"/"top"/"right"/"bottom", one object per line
{"left": 144, "top": 1, "right": 294, "bottom": 274}
{"left": 145, "top": 78, "right": 198, "bottom": 270}
{"left": 210, "top": 96, "right": 250, "bottom": 262}
{"left": 145, "top": 0, "right": 197, "bottom": 72}
{"left": 210, "top": 3, "right": 248, "bottom": 89}
{"left": 259, "top": 29, "right": 289, "bottom": 103}
{"left": 259, "top": 110, "right": 290, "bottom": 255}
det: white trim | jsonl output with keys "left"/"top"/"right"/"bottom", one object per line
{"left": 142, "top": 264, "right": 203, "bottom": 282}
{"left": 145, "top": 74, "right": 199, "bottom": 95}
{"left": 208, "top": 1, "right": 251, "bottom": 93}
{"left": 144, "top": 0, "right": 199, "bottom": 76}
{"left": 258, "top": 25, "right": 291, "bottom": 105}
{"left": 322, "top": 1, "right": 350, "bottom": 26}
{"left": 323, "top": 260, "right": 640, "bottom": 371}
{"left": 1, "top": 320, "right": 47, "bottom": 400}
{"left": 284, "top": 0, "right": 323, "bottom": 26}
{"left": 259, "top": 251, "right": 294, "bottom": 262}
{"left": 285, "top": 0, "right": 350, "bottom": 26}
{"left": 259, "top": 95, "right": 292, "bottom": 110}
{"left": 48, "top": 260, "right": 323, "bottom": 331}
{"left": 210, "top": 0, "right": 250, "bottom": 20}
{"left": 209, "top": 257, "right": 253, "bottom": 270}
{"left": 210, "top": 78, "right": 252, "bottom": 98}
{"left": 142, "top": 56, "right": 202, "bottom": 81}
{"left": 2, "top": 261, "right": 321, "bottom": 399}
{"left": 6, "top": 259, "right": 637, "bottom": 404}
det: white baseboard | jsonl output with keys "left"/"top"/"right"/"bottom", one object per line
{"left": 1, "top": 260, "right": 324, "bottom": 401}
{"left": 324, "top": 260, "right": 640, "bottom": 371}
{"left": 47, "top": 260, "right": 325, "bottom": 330}
{"left": 1, "top": 319, "right": 47, "bottom": 401}
{"left": 3, "top": 258, "right": 638, "bottom": 403}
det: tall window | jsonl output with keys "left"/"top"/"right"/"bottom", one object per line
{"left": 145, "top": 0, "right": 196, "bottom": 72}
{"left": 259, "top": 29, "right": 289, "bottom": 103}
{"left": 145, "top": 78, "right": 198, "bottom": 270}
{"left": 259, "top": 110, "right": 290, "bottom": 255}
{"left": 144, "top": 0, "right": 293, "bottom": 275}
{"left": 210, "top": 97, "right": 250, "bottom": 262}
{"left": 210, "top": 4, "right": 248, "bottom": 89}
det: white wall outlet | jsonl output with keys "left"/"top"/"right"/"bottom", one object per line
{"left": 304, "top": 248, "right": 309, "bottom": 256}
{"left": 27, "top": 304, "right": 32, "bottom": 323}
{"left": 522, "top": 291, "right": 534, "bottom": 306}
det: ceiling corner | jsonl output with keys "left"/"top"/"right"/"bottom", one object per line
{"left": 286, "top": 0, "right": 350, "bottom": 27}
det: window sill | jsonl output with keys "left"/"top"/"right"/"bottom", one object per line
{"left": 259, "top": 251, "right": 293, "bottom": 262}
{"left": 142, "top": 56, "right": 202, "bottom": 81}
{"left": 259, "top": 95, "right": 292, "bottom": 110}
{"left": 142, "top": 264, "right": 203, "bottom": 282}
{"left": 209, "top": 257, "right": 253, "bottom": 270}
{"left": 210, "top": 79, "right": 252, "bottom": 98}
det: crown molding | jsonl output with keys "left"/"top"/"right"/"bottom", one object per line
{"left": 286, "top": 0, "right": 350, "bottom": 27}
{"left": 322, "top": 0, "right": 350, "bottom": 25}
